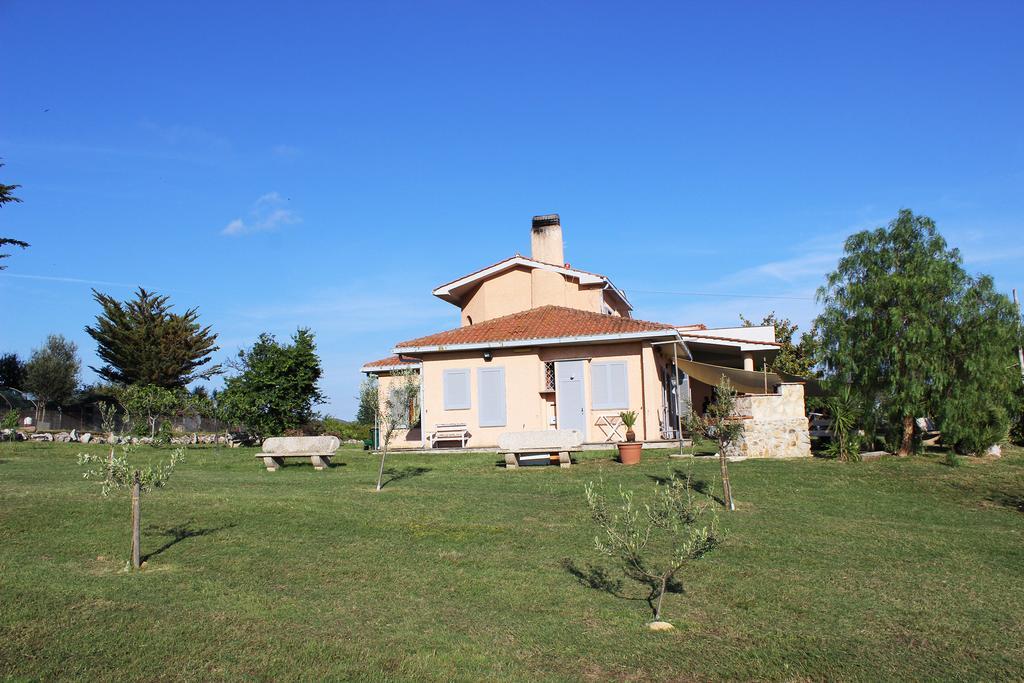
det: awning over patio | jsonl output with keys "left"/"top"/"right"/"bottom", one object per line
{"left": 672, "top": 358, "right": 784, "bottom": 394}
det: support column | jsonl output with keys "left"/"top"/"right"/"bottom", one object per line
{"left": 742, "top": 352, "right": 755, "bottom": 372}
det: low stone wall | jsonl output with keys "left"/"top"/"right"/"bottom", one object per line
{"left": 726, "top": 383, "right": 811, "bottom": 459}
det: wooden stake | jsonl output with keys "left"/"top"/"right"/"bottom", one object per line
{"left": 130, "top": 471, "right": 141, "bottom": 570}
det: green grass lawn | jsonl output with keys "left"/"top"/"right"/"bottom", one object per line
{"left": 2, "top": 441, "right": 1023, "bottom": 681}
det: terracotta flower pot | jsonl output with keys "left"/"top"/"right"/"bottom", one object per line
{"left": 617, "top": 441, "right": 642, "bottom": 465}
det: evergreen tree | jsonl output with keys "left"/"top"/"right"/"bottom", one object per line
{"left": 85, "top": 288, "right": 220, "bottom": 388}
{"left": 218, "top": 328, "right": 325, "bottom": 437}
{"left": 814, "top": 209, "right": 1020, "bottom": 455}
{"left": 0, "top": 161, "right": 29, "bottom": 270}
{"left": 0, "top": 352, "right": 27, "bottom": 389}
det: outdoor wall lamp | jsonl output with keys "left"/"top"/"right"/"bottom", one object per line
{"left": 483, "top": 350, "right": 493, "bottom": 362}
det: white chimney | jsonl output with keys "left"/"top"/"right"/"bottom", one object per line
{"left": 530, "top": 214, "right": 564, "bottom": 266}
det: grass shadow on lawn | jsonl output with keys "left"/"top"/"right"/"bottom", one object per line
{"left": 561, "top": 558, "right": 685, "bottom": 620}
{"left": 142, "top": 522, "right": 237, "bottom": 562}
{"left": 646, "top": 468, "right": 726, "bottom": 507}
{"left": 379, "top": 465, "right": 432, "bottom": 488}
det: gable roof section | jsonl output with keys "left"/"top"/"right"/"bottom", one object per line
{"left": 360, "top": 355, "right": 422, "bottom": 373}
{"left": 432, "top": 255, "right": 632, "bottom": 310}
{"left": 394, "top": 305, "right": 674, "bottom": 353}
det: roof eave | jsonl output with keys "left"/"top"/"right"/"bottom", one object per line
{"left": 393, "top": 329, "right": 678, "bottom": 355}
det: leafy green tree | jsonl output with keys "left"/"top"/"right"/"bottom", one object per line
{"left": 815, "top": 209, "right": 1020, "bottom": 456}
{"left": 935, "top": 276, "right": 1023, "bottom": 454}
{"left": 356, "top": 385, "right": 377, "bottom": 425}
{"left": 0, "top": 352, "right": 27, "bottom": 388}
{"left": 0, "top": 161, "right": 28, "bottom": 270}
{"left": 218, "top": 329, "right": 325, "bottom": 437}
{"left": 24, "top": 335, "right": 80, "bottom": 423}
{"left": 115, "top": 384, "right": 186, "bottom": 439}
{"left": 740, "top": 312, "right": 817, "bottom": 376}
{"left": 85, "top": 288, "right": 220, "bottom": 388}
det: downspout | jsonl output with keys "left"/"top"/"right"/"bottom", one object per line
{"left": 640, "top": 344, "right": 648, "bottom": 441}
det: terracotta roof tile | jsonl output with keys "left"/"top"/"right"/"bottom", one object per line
{"left": 395, "top": 306, "right": 673, "bottom": 349}
{"left": 360, "top": 355, "right": 422, "bottom": 370}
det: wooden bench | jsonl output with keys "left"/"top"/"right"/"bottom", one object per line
{"left": 427, "top": 423, "right": 469, "bottom": 448}
{"left": 255, "top": 436, "right": 341, "bottom": 471}
{"left": 499, "top": 430, "right": 584, "bottom": 469}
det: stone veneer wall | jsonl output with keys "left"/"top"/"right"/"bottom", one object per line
{"left": 725, "top": 383, "right": 811, "bottom": 459}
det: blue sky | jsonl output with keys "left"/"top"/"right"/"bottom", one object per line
{"left": 2, "top": 1, "right": 1022, "bottom": 417}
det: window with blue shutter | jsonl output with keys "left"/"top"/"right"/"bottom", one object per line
{"left": 477, "top": 366, "right": 507, "bottom": 427}
{"left": 443, "top": 369, "right": 471, "bottom": 410}
{"left": 591, "top": 361, "right": 629, "bottom": 409}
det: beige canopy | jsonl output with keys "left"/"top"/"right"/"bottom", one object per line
{"left": 673, "top": 358, "right": 783, "bottom": 395}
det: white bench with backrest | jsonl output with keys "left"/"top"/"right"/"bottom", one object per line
{"left": 428, "top": 423, "right": 469, "bottom": 448}
{"left": 255, "top": 436, "right": 341, "bottom": 471}
{"left": 499, "top": 429, "right": 583, "bottom": 469}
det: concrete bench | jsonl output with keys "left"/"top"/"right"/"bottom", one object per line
{"left": 499, "top": 430, "right": 583, "bottom": 469}
{"left": 255, "top": 436, "right": 341, "bottom": 471}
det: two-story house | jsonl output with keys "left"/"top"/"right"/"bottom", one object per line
{"left": 362, "top": 214, "right": 804, "bottom": 453}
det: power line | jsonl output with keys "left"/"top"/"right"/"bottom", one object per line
{"left": 626, "top": 288, "right": 815, "bottom": 302}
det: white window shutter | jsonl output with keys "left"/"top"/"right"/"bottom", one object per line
{"left": 591, "top": 361, "right": 628, "bottom": 409}
{"left": 477, "top": 367, "right": 507, "bottom": 427}
{"left": 443, "top": 369, "right": 471, "bottom": 410}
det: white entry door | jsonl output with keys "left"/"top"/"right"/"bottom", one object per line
{"left": 556, "top": 360, "right": 586, "bottom": 436}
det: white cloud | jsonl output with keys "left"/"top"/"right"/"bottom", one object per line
{"left": 221, "top": 192, "right": 301, "bottom": 236}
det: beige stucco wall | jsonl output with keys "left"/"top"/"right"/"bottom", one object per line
{"left": 458, "top": 268, "right": 626, "bottom": 326}
{"left": 382, "top": 341, "right": 667, "bottom": 449}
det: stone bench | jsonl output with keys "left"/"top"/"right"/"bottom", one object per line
{"left": 498, "top": 429, "right": 583, "bottom": 469}
{"left": 255, "top": 436, "right": 341, "bottom": 471}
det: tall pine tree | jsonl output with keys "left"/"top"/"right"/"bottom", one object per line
{"left": 85, "top": 288, "right": 220, "bottom": 388}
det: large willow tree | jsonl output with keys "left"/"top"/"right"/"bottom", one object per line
{"left": 86, "top": 288, "right": 220, "bottom": 388}
{"left": 815, "top": 209, "right": 1022, "bottom": 456}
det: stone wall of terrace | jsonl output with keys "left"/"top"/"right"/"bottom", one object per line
{"left": 727, "top": 383, "right": 811, "bottom": 459}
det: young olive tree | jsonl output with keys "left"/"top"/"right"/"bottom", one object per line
{"left": 359, "top": 369, "right": 420, "bottom": 492}
{"left": 78, "top": 444, "right": 184, "bottom": 570}
{"left": 686, "top": 378, "right": 744, "bottom": 511}
{"left": 584, "top": 472, "right": 721, "bottom": 626}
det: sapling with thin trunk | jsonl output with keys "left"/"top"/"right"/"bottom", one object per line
{"left": 686, "top": 377, "right": 744, "bottom": 511}
{"left": 584, "top": 472, "right": 721, "bottom": 627}
{"left": 360, "top": 368, "right": 420, "bottom": 492}
{"left": 78, "top": 443, "right": 184, "bottom": 569}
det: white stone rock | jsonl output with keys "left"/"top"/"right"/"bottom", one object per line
{"left": 70, "top": 429, "right": 79, "bottom": 442}
{"left": 81, "top": 433, "right": 92, "bottom": 444}
{"left": 647, "top": 621, "right": 674, "bottom": 631}
{"left": 986, "top": 444, "right": 1002, "bottom": 458}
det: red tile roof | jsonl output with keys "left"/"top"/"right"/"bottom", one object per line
{"left": 395, "top": 306, "right": 674, "bottom": 350}
{"left": 360, "top": 355, "right": 422, "bottom": 371}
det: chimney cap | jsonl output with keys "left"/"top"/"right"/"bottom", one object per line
{"left": 531, "top": 213, "right": 560, "bottom": 230}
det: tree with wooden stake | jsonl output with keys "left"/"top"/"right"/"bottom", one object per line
{"left": 359, "top": 369, "right": 420, "bottom": 492}
{"left": 686, "top": 377, "right": 744, "bottom": 511}
{"left": 584, "top": 472, "right": 721, "bottom": 629}
{"left": 78, "top": 444, "right": 184, "bottom": 570}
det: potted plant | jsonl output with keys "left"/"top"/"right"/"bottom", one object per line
{"left": 617, "top": 410, "right": 642, "bottom": 465}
